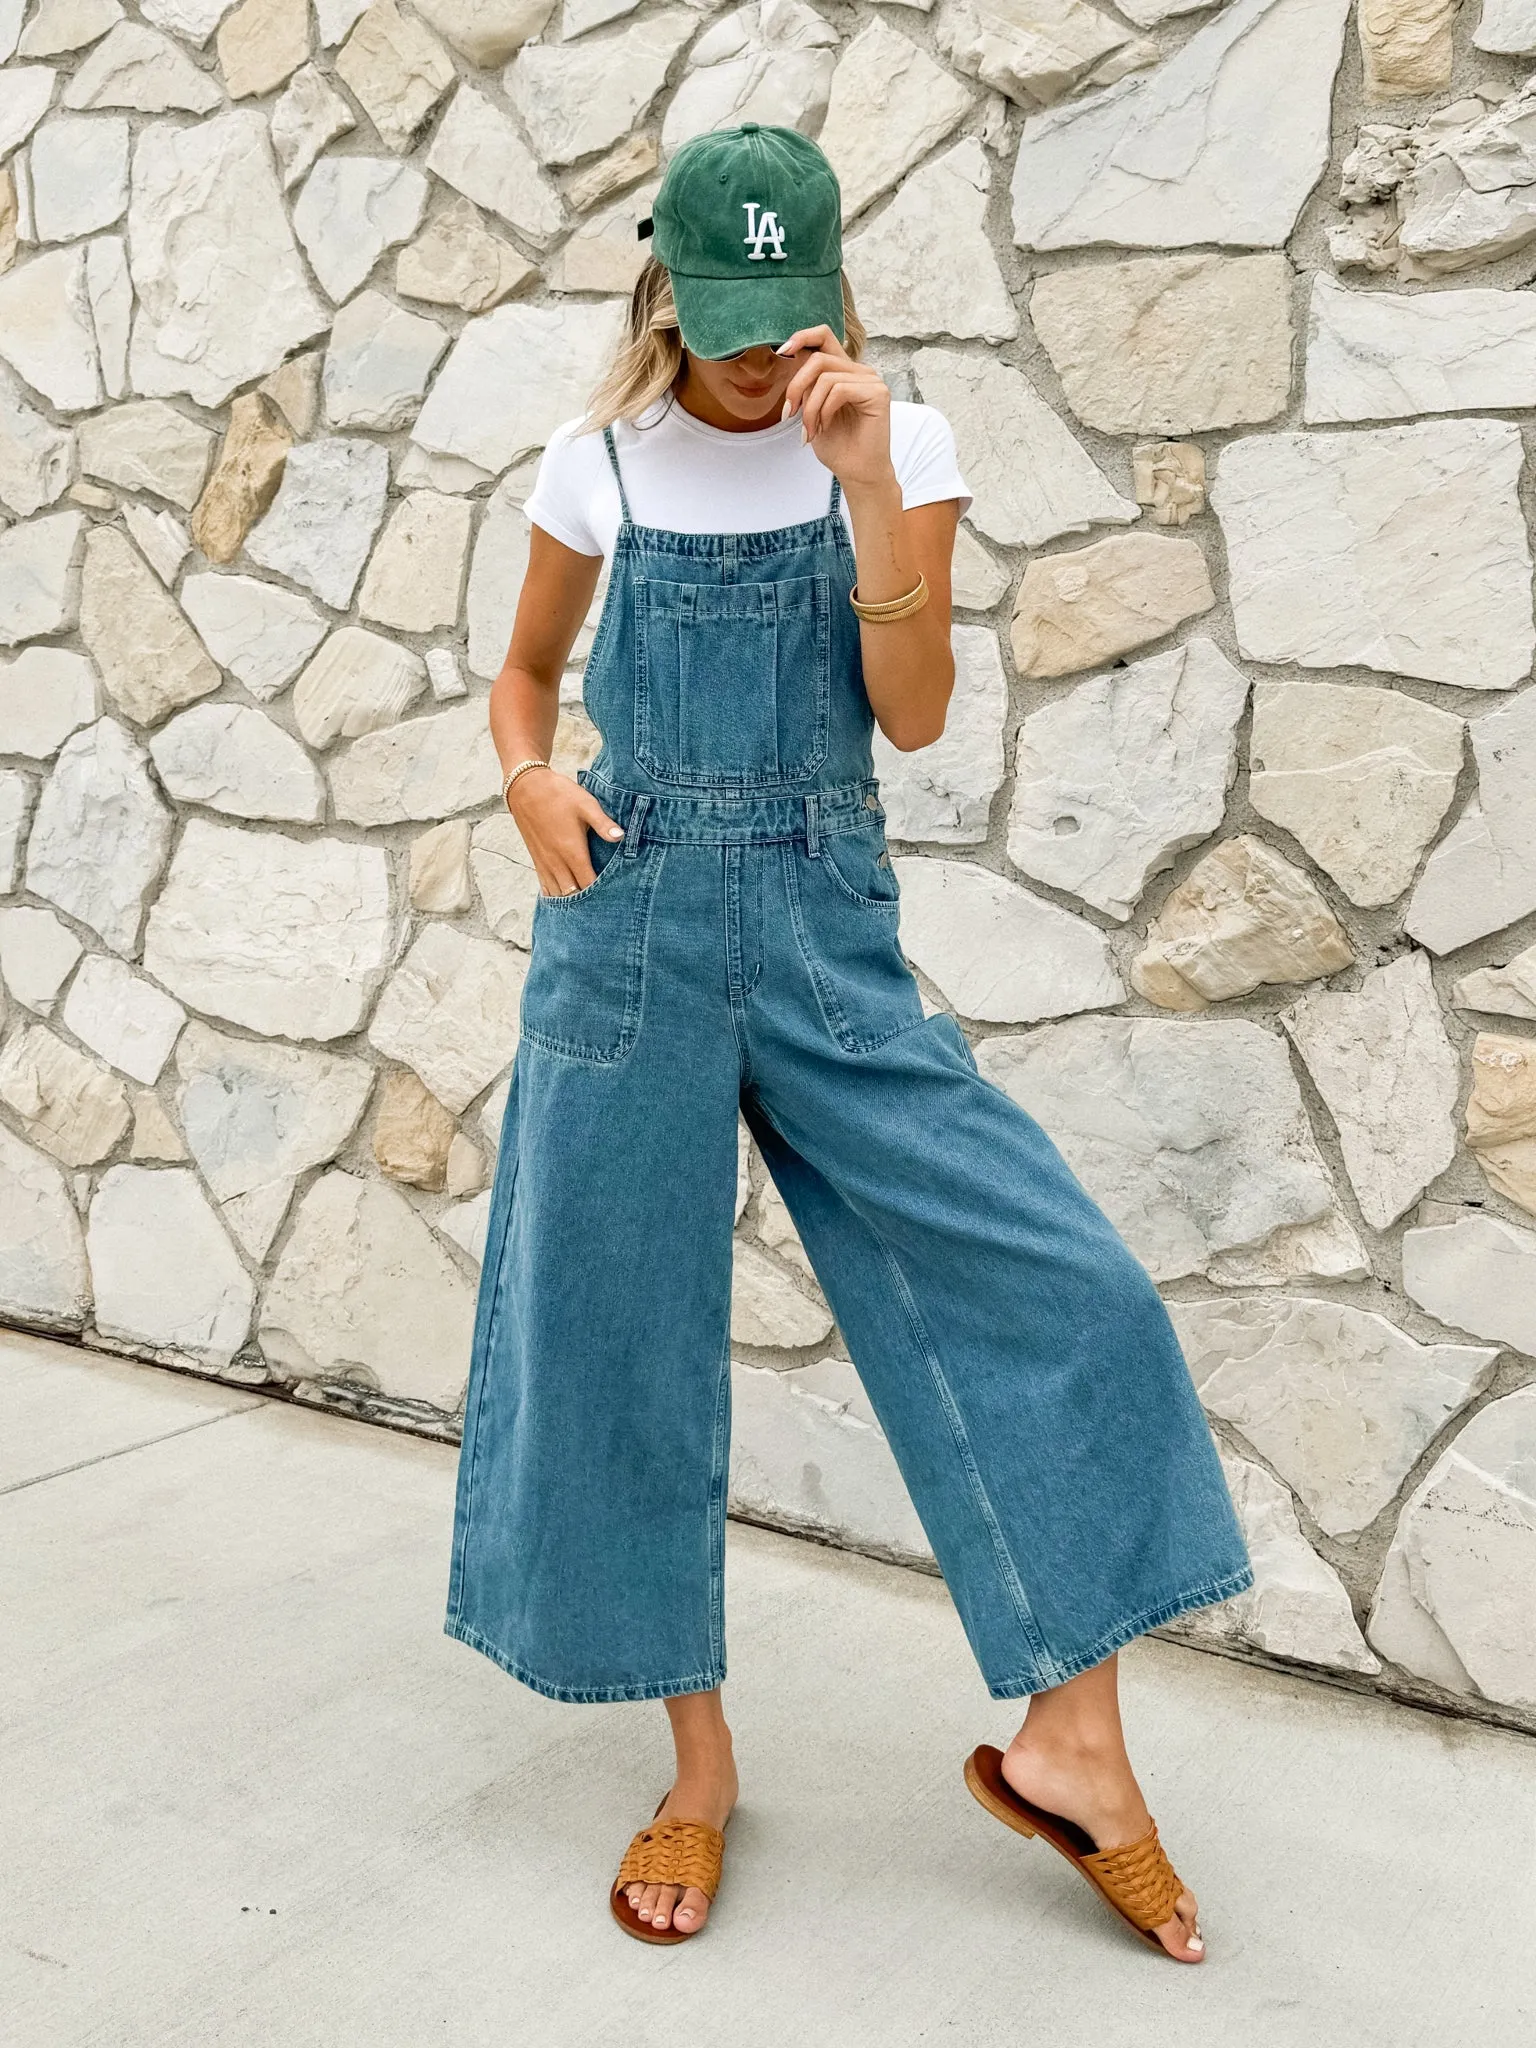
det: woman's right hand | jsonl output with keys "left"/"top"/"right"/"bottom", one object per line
{"left": 508, "top": 767, "right": 625, "bottom": 898}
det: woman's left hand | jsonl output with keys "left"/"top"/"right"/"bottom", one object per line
{"left": 777, "top": 327, "right": 894, "bottom": 494}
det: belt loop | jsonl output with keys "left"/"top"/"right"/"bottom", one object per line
{"left": 622, "top": 793, "right": 651, "bottom": 858}
{"left": 804, "top": 791, "right": 820, "bottom": 858}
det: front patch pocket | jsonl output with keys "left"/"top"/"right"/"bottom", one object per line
{"left": 788, "top": 827, "right": 925, "bottom": 1057}
{"left": 519, "top": 840, "right": 662, "bottom": 1065}
{"left": 635, "top": 574, "right": 830, "bottom": 787}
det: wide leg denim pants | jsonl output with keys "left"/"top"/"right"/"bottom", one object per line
{"left": 446, "top": 439, "right": 1251, "bottom": 1703}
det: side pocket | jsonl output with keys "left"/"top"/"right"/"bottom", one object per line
{"left": 786, "top": 839, "right": 925, "bottom": 1057}
{"left": 520, "top": 845, "right": 662, "bottom": 1064}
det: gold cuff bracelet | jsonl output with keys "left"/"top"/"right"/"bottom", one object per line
{"left": 849, "top": 573, "right": 929, "bottom": 624}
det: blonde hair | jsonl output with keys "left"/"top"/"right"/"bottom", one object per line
{"left": 584, "top": 258, "right": 867, "bottom": 432}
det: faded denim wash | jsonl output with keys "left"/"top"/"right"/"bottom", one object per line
{"left": 446, "top": 431, "right": 1252, "bottom": 1704}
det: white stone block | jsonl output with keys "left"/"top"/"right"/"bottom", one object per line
{"left": 1368, "top": 1388, "right": 1536, "bottom": 1709}
{"left": 127, "top": 111, "right": 329, "bottom": 409}
{"left": 844, "top": 139, "right": 1017, "bottom": 345}
{"left": 0, "top": 646, "right": 97, "bottom": 758}
{"left": 873, "top": 625, "right": 1006, "bottom": 847}
{"left": 976, "top": 1015, "right": 1336, "bottom": 1282}
{"left": 1407, "top": 689, "right": 1536, "bottom": 955}
{"left": 26, "top": 717, "right": 172, "bottom": 955}
{"left": 1213, "top": 419, "right": 1534, "bottom": 692}
{"left": 329, "top": 698, "right": 502, "bottom": 827}
{"left": 730, "top": 1358, "right": 933, "bottom": 1562}
{"left": 246, "top": 438, "right": 391, "bottom": 612}
{"left": 413, "top": 300, "right": 626, "bottom": 475}
{"left": 178, "top": 574, "right": 327, "bottom": 702}
{"left": 259, "top": 1170, "right": 474, "bottom": 1410}
{"left": 1281, "top": 953, "right": 1458, "bottom": 1231}
{"left": 0, "top": 1116, "right": 89, "bottom": 1331}
{"left": 367, "top": 922, "right": 526, "bottom": 1112}
{"left": 1007, "top": 637, "right": 1247, "bottom": 921}
{"left": 1011, "top": 0, "right": 1353, "bottom": 251}
{"left": 913, "top": 346, "right": 1136, "bottom": 548}
{"left": 143, "top": 820, "right": 393, "bottom": 1041}
{"left": 61, "top": 952, "right": 185, "bottom": 1084}
{"left": 0, "top": 906, "right": 82, "bottom": 1014}
{"left": 1174, "top": 1296, "right": 1497, "bottom": 1538}
{"left": 88, "top": 1164, "right": 254, "bottom": 1369}
{"left": 894, "top": 856, "right": 1123, "bottom": 1023}
{"left": 149, "top": 703, "right": 325, "bottom": 825}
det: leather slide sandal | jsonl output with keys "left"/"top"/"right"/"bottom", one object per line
{"left": 964, "top": 1744, "right": 1191, "bottom": 1959}
{"left": 610, "top": 1799, "right": 726, "bottom": 1945}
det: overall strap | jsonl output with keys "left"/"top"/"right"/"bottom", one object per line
{"left": 828, "top": 472, "right": 842, "bottom": 518}
{"left": 602, "top": 426, "right": 633, "bottom": 524}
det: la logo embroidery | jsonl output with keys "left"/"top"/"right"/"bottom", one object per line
{"left": 742, "top": 202, "right": 787, "bottom": 261}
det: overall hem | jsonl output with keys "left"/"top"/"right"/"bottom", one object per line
{"left": 444, "top": 1617, "right": 726, "bottom": 1704}
{"left": 982, "top": 1563, "right": 1257, "bottom": 1701}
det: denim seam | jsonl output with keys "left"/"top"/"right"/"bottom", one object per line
{"left": 444, "top": 1074, "right": 522, "bottom": 1632}
{"left": 981, "top": 1564, "right": 1258, "bottom": 1700}
{"left": 706, "top": 1327, "right": 732, "bottom": 1678}
{"left": 444, "top": 1620, "right": 726, "bottom": 1704}
{"left": 864, "top": 1222, "right": 1053, "bottom": 1679}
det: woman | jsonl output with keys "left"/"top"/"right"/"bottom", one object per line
{"left": 447, "top": 122, "right": 1251, "bottom": 1965}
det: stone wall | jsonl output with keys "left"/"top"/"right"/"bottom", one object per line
{"left": 2, "top": 0, "right": 1536, "bottom": 1733}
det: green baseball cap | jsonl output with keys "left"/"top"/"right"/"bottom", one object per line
{"left": 649, "top": 124, "right": 845, "bottom": 359}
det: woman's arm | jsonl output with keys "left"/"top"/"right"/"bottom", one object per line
{"left": 490, "top": 525, "right": 625, "bottom": 896}
{"left": 779, "top": 327, "right": 958, "bottom": 751}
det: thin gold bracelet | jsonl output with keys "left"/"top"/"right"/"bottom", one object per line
{"left": 849, "top": 573, "right": 929, "bottom": 623}
{"left": 501, "top": 757, "right": 551, "bottom": 804}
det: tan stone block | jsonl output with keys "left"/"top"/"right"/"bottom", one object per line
{"left": 190, "top": 392, "right": 294, "bottom": 567}
{"left": 409, "top": 819, "right": 473, "bottom": 914}
{"left": 1009, "top": 532, "right": 1215, "bottom": 679}
{"left": 130, "top": 1089, "right": 186, "bottom": 1162}
{"left": 217, "top": 0, "right": 310, "bottom": 99}
{"left": 1030, "top": 252, "right": 1293, "bottom": 436}
{"left": 336, "top": 0, "right": 454, "bottom": 155}
{"left": 1131, "top": 835, "right": 1353, "bottom": 1009}
{"left": 1132, "top": 442, "right": 1205, "bottom": 527}
{"left": 444, "top": 1129, "right": 484, "bottom": 1197}
{"left": 0, "top": 165, "right": 17, "bottom": 277}
{"left": 372, "top": 1065, "right": 458, "bottom": 1190}
{"left": 1466, "top": 1034, "right": 1536, "bottom": 1215}
{"left": 565, "top": 132, "right": 659, "bottom": 214}
{"left": 1359, "top": 0, "right": 1458, "bottom": 102}
{"left": 259, "top": 352, "right": 322, "bottom": 439}
{"left": 395, "top": 197, "right": 536, "bottom": 315}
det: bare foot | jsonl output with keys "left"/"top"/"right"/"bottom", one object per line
{"left": 625, "top": 1759, "right": 738, "bottom": 1936}
{"left": 1001, "top": 1726, "right": 1203, "bottom": 1963}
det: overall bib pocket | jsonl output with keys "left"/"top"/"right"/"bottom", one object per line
{"left": 635, "top": 573, "right": 831, "bottom": 787}
{"left": 520, "top": 839, "right": 662, "bottom": 1065}
{"left": 787, "top": 823, "right": 925, "bottom": 1056}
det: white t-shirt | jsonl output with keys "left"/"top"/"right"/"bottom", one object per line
{"left": 524, "top": 399, "right": 972, "bottom": 562}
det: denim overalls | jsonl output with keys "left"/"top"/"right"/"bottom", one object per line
{"left": 446, "top": 430, "right": 1251, "bottom": 1703}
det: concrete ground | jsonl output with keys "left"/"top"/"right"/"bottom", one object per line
{"left": 3, "top": 1330, "right": 1534, "bottom": 2048}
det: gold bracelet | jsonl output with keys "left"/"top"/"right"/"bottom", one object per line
{"left": 501, "top": 757, "right": 550, "bottom": 803}
{"left": 849, "top": 573, "right": 929, "bottom": 623}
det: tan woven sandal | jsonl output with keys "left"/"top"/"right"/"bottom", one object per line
{"left": 610, "top": 1799, "right": 726, "bottom": 1946}
{"left": 965, "top": 1744, "right": 1193, "bottom": 1959}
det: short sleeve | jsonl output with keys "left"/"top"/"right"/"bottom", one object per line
{"left": 523, "top": 420, "right": 607, "bottom": 557}
{"left": 890, "top": 403, "right": 973, "bottom": 521}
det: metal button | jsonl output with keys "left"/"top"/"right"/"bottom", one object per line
{"left": 877, "top": 852, "right": 890, "bottom": 867}
{"left": 864, "top": 794, "right": 880, "bottom": 811}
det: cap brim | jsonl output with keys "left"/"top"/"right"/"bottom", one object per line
{"left": 670, "top": 269, "right": 845, "bottom": 359}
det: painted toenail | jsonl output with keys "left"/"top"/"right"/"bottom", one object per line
{"left": 1188, "top": 1935, "right": 1204, "bottom": 1953}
